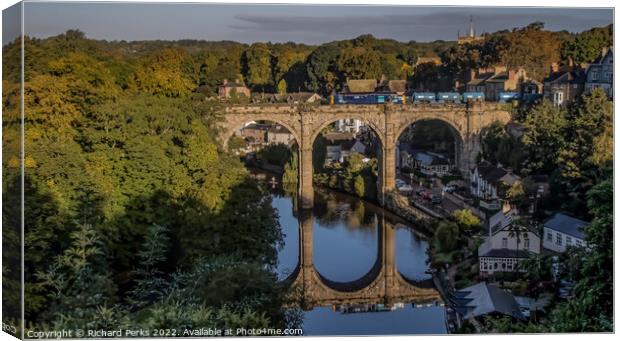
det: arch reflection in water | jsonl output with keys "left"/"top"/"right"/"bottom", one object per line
{"left": 289, "top": 209, "right": 441, "bottom": 310}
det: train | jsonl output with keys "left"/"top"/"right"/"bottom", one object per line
{"left": 330, "top": 91, "right": 543, "bottom": 105}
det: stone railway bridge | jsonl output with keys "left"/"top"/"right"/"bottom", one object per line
{"left": 219, "top": 103, "right": 511, "bottom": 208}
{"left": 282, "top": 211, "right": 441, "bottom": 309}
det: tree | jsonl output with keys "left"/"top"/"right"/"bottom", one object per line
{"left": 550, "top": 175, "right": 612, "bottom": 332}
{"left": 434, "top": 221, "right": 459, "bottom": 252}
{"left": 337, "top": 47, "right": 382, "bottom": 80}
{"left": 561, "top": 25, "right": 612, "bottom": 65}
{"left": 244, "top": 43, "right": 273, "bottom": 91}
{"left": 277, "top": 79, "right": 287, "bottom": 94}
{"left": 557, "top": 88, "right": 613, "bottom": 212}
{"left": 522, "top": 100, "right": 567, "bottom": 175}
{"left": 452, "top": 209, "right": 480, "bottom": 233}
{"left": 353, "top": 175, "right": 365, "bottom": 198}
{"left": 130, "top": 48, "right": 195, "bottom": 97}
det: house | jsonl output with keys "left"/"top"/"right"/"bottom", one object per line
{"left": 323, "top": 132, "right": 366, "bottom": 163}
{"left": 415, "top": 56, "right": 441, "bottom": 67}
{"left": 543, "top": 63, "right": 585, "bottom": 106}
{"left": 465, "top": 66, "right": 527, "bottom": 101}
{"left": 236, "top": 123, "right": 269, "bottom": 150}
{"left": 542, "top": 213, "right": 588, "bottom": 253}
{"left": 218, "top": 78, "right": 251, "bottom": 99}
{"left": 470, "top": 162, "right": 521, "bottom": 209}
{"left": 584, "top": 47, "right": 613, "bottom": 98}
{"left": 482, "top": 69, "right": 528, "bottom": 101}
{"left": 479, "top": 208, "right": 541, "bottom": 275}
{"left": 286, "top": 92, "right": 323, "bottom": 104}
{"left": 409, "top": 151, "right": 454, "bottom": 176}
{"left": 251, "top": 93, "right": 282, "bottom": 104}
{"left": 377, "top": 79, "right": 407, "bottom": 95}
{"left": 451, "top": 282, "right": 525, "bottom": 323}
{"left": 266, "top": 125, "right": 295, "bottom": 146}
{"left": 335, "top": 118, "right": 365, "bottom": 134}
{"left": 343, "top": 79, "right": 378, "bottom": 94}
{"left": 465, "top": 67, "right": 500, "bottom": 93}
{"left": 520, "top": 79, "right": 543, "bottom": 95}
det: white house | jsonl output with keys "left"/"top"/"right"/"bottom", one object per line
{"left": 585, "top": 47, "right": 613, "bottom": 99}
{"left": 470, "top": 162, "right": 520, "bottom": 210}
{"left": 335, "top": 119, "right": 365, "bottom": 134}
{"left": 266, "top": 125, "right": 295, "bottom": 145}
{"left": 410, "top": 151, "right": 454, "bottom": 176}
{"left": 479, "top": 206, "right": 541, "bottom": 276}
{"left": 542, "top": 213, "right": 588, "bottom": 253}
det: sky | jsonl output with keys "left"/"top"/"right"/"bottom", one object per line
{"left": 2, "top": 1, "right": 614, "bottom": 45}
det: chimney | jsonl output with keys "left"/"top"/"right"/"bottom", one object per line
{"left": 469, "top": 69, "right": 477, "bottom": 81}
{"left": 567, "top": 56, "right": 574, "bottom": 67}
{"left": 508, "top": 69, "right": 516, "bottom": 80}
{"left": 550, "top": 62, "right": 559, "bottom": 73}
{"left": 601, "top": 47, "right": 609, "bottom": 58}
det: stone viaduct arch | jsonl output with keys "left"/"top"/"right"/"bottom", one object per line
{"left": 218, "top": 103, "right": 512, "bottom": 209}
{"left": 282, "top": 211, "right": 441, "bottom": 309}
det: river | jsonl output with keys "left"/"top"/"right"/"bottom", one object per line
{"left": 266, "top": 182, "right": 447, "bottom": 335}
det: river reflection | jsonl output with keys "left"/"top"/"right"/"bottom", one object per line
{"left": 271, "top": 187, "right": 447, "bottom": 335}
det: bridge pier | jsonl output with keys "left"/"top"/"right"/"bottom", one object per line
{"left": 299, "top": 147, "right": 314, "bottom": 209}
{"left": 299, "top": 210, "right": 314, "bottom": 308}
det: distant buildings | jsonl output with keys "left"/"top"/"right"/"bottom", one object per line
{"left": 323, "top": 132, "right": 367, "bottom": 163}
{"left": 405, "top": 151, "right": 454, "bottom": 176}
{"left": 543, "top": 62, "right": 586, "bottom": 106}
{"left": 219, "top": 78, "right": 251, "bottom": 99}
{"left": 335, "top": 118, "right": 365, "bottom": 134}
{"left": 267, "top": 125, "right": 295, "bottom": 145}
{"left": 465, "top": 66, "right": 528, "bottom": 101}
{"left": 542, "top": 213, "right": 588, "bottom": 253}
{"left": 457, "top": 17, "right": 485, "bottom": 45}
{"left": 585, "top": 47, "right": 613, "bottom": 98}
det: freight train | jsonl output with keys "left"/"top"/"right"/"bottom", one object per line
{"left": 330, "top": 92, "right": 542, "bottom": 105}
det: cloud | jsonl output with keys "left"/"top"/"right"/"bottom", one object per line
{"left": 230, "top": 8, "right": 612, "bottom": 42}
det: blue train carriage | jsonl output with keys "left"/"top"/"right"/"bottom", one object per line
{"left": 498, "top": 92, "right": 521, "bottom": 103}
{"left": 462, "top": 92, "right": 485, "bottom": 102}
{"left": 332, "top": 93, "right": 385, "bottom": 105}
{"left": 436, "top": 92, "right": 460, "bottom": 103}
{"left": 412, "top": 92, "right": 436, "bottom": 103}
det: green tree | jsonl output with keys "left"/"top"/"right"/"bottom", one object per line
{"left": 522, "top": 100, "right": 567, "bottom": 174}
{"left": 244, "top": 43, "right": 273, "bottom": 91}
{"left": 434, "top": 221, "right": 459, "bottom": 252}
{"left": 561, "top": 25, "right": 612, "bottom": 64}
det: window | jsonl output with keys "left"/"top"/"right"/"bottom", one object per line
{"left": 502, "top": 238, "right": 508, "bottom": 248}
{"left": 604, "top": 72, "right": 612, "bottom": 81}
{"left": 553, "top": 91, "right": 564, "bottom": 106}
{"left": 591, "top": 71, "right": 599, "bottom": 81}
{"left": 547, "top": 231, "right": 553, "bottom": 242}
{"left": 566, "top": 236, "right": 572, "bottom": 246}
{"left": 576, "top": 240, "right": 583, "bottom": 247}
{"left": 556, "top": 233, "right": 563, "bottom": 246}
{"left": 524, "top": 238, "right": 530, "bottom": 249}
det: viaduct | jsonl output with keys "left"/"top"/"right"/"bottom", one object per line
{"left": 218, "top": 103, "right": 512, "bottom": 209}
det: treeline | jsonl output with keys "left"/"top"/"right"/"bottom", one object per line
{"left": 2, "top": 30, "right": 296, "bottom": 331}
{"left": 412, "top": 23, "right": 612, "bottom": 90}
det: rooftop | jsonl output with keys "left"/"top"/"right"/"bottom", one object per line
{"left": 544, "top": 213, "right": 588, "bottom": 239}
{"left": 451, "top": 282, "right": 525, "bottom": 320}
